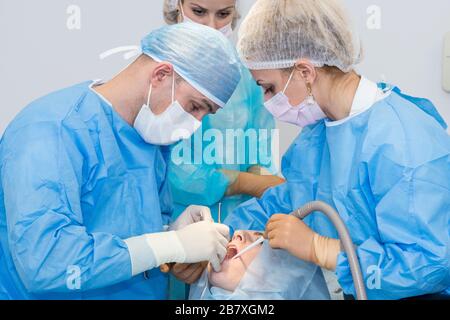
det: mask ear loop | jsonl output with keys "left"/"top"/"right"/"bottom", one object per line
{"left": 171, "top": 71, "right": 176, "bottom": 103}
{"left": 178, "top": 0, "right": 186, "bottom": 21}
{"left": 282, "top": 68, "right": 296, "bottom": 94}
{"left": 146, "top": 83, "right": 152, "bottom": 108}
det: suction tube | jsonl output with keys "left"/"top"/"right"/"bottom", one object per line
{"left": 292, "top": 201, "right": 368, "bottom": 300}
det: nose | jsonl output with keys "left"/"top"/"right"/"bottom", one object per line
{"left": 196, "top": 110, "right": 208, "bottom": 121}
{"left": 232, "top": 232, "right": 244, "bottom": 243}
{"left": 205, "top": 16, "right": 219, "bottom": 30}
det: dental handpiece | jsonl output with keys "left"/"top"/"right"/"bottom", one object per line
{"left": 232, "top": 236, "right": 265, "bottom": 260}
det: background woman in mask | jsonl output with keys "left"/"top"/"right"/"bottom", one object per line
{"left": 163, "top": 0, "right": 284, "bottom": 224}
{"left": 162, "top": 0, "right": 285, "bottom": 299}
{"left": 225, "top": 0, "right": 450, "bottom": 300}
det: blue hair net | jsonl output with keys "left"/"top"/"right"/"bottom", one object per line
{"left": 189, "top": 241, "right": 330, "bottom": 300}
{"left": 141, "top": 23, "right": 241, "bottom": 108}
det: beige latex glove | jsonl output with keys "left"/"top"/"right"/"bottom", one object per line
{"left": 247, "top": 165, "right": 272, "bottom": 176}
{"left": 221, "top": 169, "right": 285, "bottom": 198}
{"left": 170, "top": 262, "right": 208, "bottom": 285}
{"left": 312, "top": 233, "right": 342, "bottom": 271}
{"left": 264, "top": 214, "right": 341, "bottom": 271}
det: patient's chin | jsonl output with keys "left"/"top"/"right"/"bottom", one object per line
{"left": 208, "top": 260, "right": 244, "bottom": 292}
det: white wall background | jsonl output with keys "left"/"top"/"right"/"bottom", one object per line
{"left": 1, "top": 0, "right": 449, "bottom": 158}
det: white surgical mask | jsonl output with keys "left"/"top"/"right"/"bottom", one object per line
{"left": 218, "top": 22, "right": 233, "bottom": 38}
{"left": 180, "top": 4, "right": 234, "bottom": 38}
{"left": 264, "top": 69, "right": 326, "bottom": 127}
{"left": 134, "top": 73, "right": 202, "bottom": 146}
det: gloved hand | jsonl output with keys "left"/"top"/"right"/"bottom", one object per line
{"left": 247, "top": 165, "right": 272, "bottom": 176}
{"left": 251, "top": 174, "right": 286, "bottom": 197}
{"left": 221, "top": 169, "right": 286, "bottom": 198}
{"left": 169, "top": 205, "right": 213, "bottom": 231}
{"left": 220, "top": 169, "right": 240, "bottom": 186}
{"left": 146, "top": 221, "right": 230, "bottom": 273}
{"left": 171, "top": 262, "right": 209, "bottom": 285}
{"left": 176, "top": 221, "right": 230, "bottom": 272}
{"left": 264, "top": 214, "right": 341, "bottom": 270}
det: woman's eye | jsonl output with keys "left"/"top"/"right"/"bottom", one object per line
{"left": 192, "top": 8, "right": 206, "bottom": 16}
{"left": 217, "top": 11, "right": 231, "bottom": 19}
{"left": 264, "top": 87, "right": 274, "bottom": 95}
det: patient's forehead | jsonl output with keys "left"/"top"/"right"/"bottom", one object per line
{"left": 232, "top": 230, "right": 264, "bottom": 242}
{"left": 237, "top": 230, "right": 263, "bottom": 235}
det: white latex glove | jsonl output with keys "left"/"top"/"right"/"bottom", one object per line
{"left": 144, "top": 221, "right": 230, "bottom": 273}
{"left": 176, "top": 221, "right": 230, "bottom": 272}
{"left": 169, "top": 205, "right": 213, "bottom": 231}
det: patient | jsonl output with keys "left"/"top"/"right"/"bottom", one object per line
{"left": 209, "top": 231, "right": 264, "bottom": 291}
{"left": 189, "top": 230, "right": 330, "bottom": 300}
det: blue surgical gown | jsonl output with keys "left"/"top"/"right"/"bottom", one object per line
{"left": 169, "top": 67, "right": 275, "bottom": 222}
{"left": 225, "top": 85, "right": 450, "bottom": 300}
{"left": 0, "top": 81, "right": 173, "bottom": 300}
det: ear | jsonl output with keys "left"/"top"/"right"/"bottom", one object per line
{"left": 294, "top": 59, "right": 317, "bottom": 85}
{"left": 151, "top": 62, "right": 174, "bottom": 88}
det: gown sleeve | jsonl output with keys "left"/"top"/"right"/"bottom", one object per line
{"left": 224, "top": 182, "right": 293, "bottom": 231}
{"left": 1, "top": 122, "right": 133, "bottom": 293}
{"left": 168, "top": 142, "right": 230, "bottom": 207}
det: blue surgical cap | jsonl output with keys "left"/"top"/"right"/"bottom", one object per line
{"left": 141, "top": 23, "right": 241, "bottom": 108}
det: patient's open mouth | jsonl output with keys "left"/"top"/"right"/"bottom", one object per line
{"left": 225, "top": 245, "right": 238, "bottom": 260}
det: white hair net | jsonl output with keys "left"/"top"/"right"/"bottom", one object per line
{"left": 141, "top": 23, "right": 241, "bottom": 107}
{"left": 237, "top": 0, "right": 362, "bottom": 72}
{"left": 189, "top": 241, "right": 330, "bottom": 300}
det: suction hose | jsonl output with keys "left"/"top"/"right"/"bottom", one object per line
{"left": 292, "top": 201, "right": 368, "bottom": 300}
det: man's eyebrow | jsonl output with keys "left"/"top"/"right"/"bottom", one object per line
{"left": 256, "top": 80, "right": 267, "bottom": 86}
{"left": 201, "top": 99, "right": 214, "bottom": 113}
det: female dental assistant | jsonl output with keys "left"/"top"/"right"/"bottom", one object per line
{"left": 163, "top": 0, "right": 284, "bottom": 222}
{"left": 225, "top": 0, "right": 450, "bottom": 300}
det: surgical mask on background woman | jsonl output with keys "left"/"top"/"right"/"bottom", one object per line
{"left": 264, "top": 68, "right": 326, "bottom": 127}
{"left": 179, "top": 3, "right": 234, "bottom": 38}
{"left": 134, "top": 72, "right": 202, "bottom": 146}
